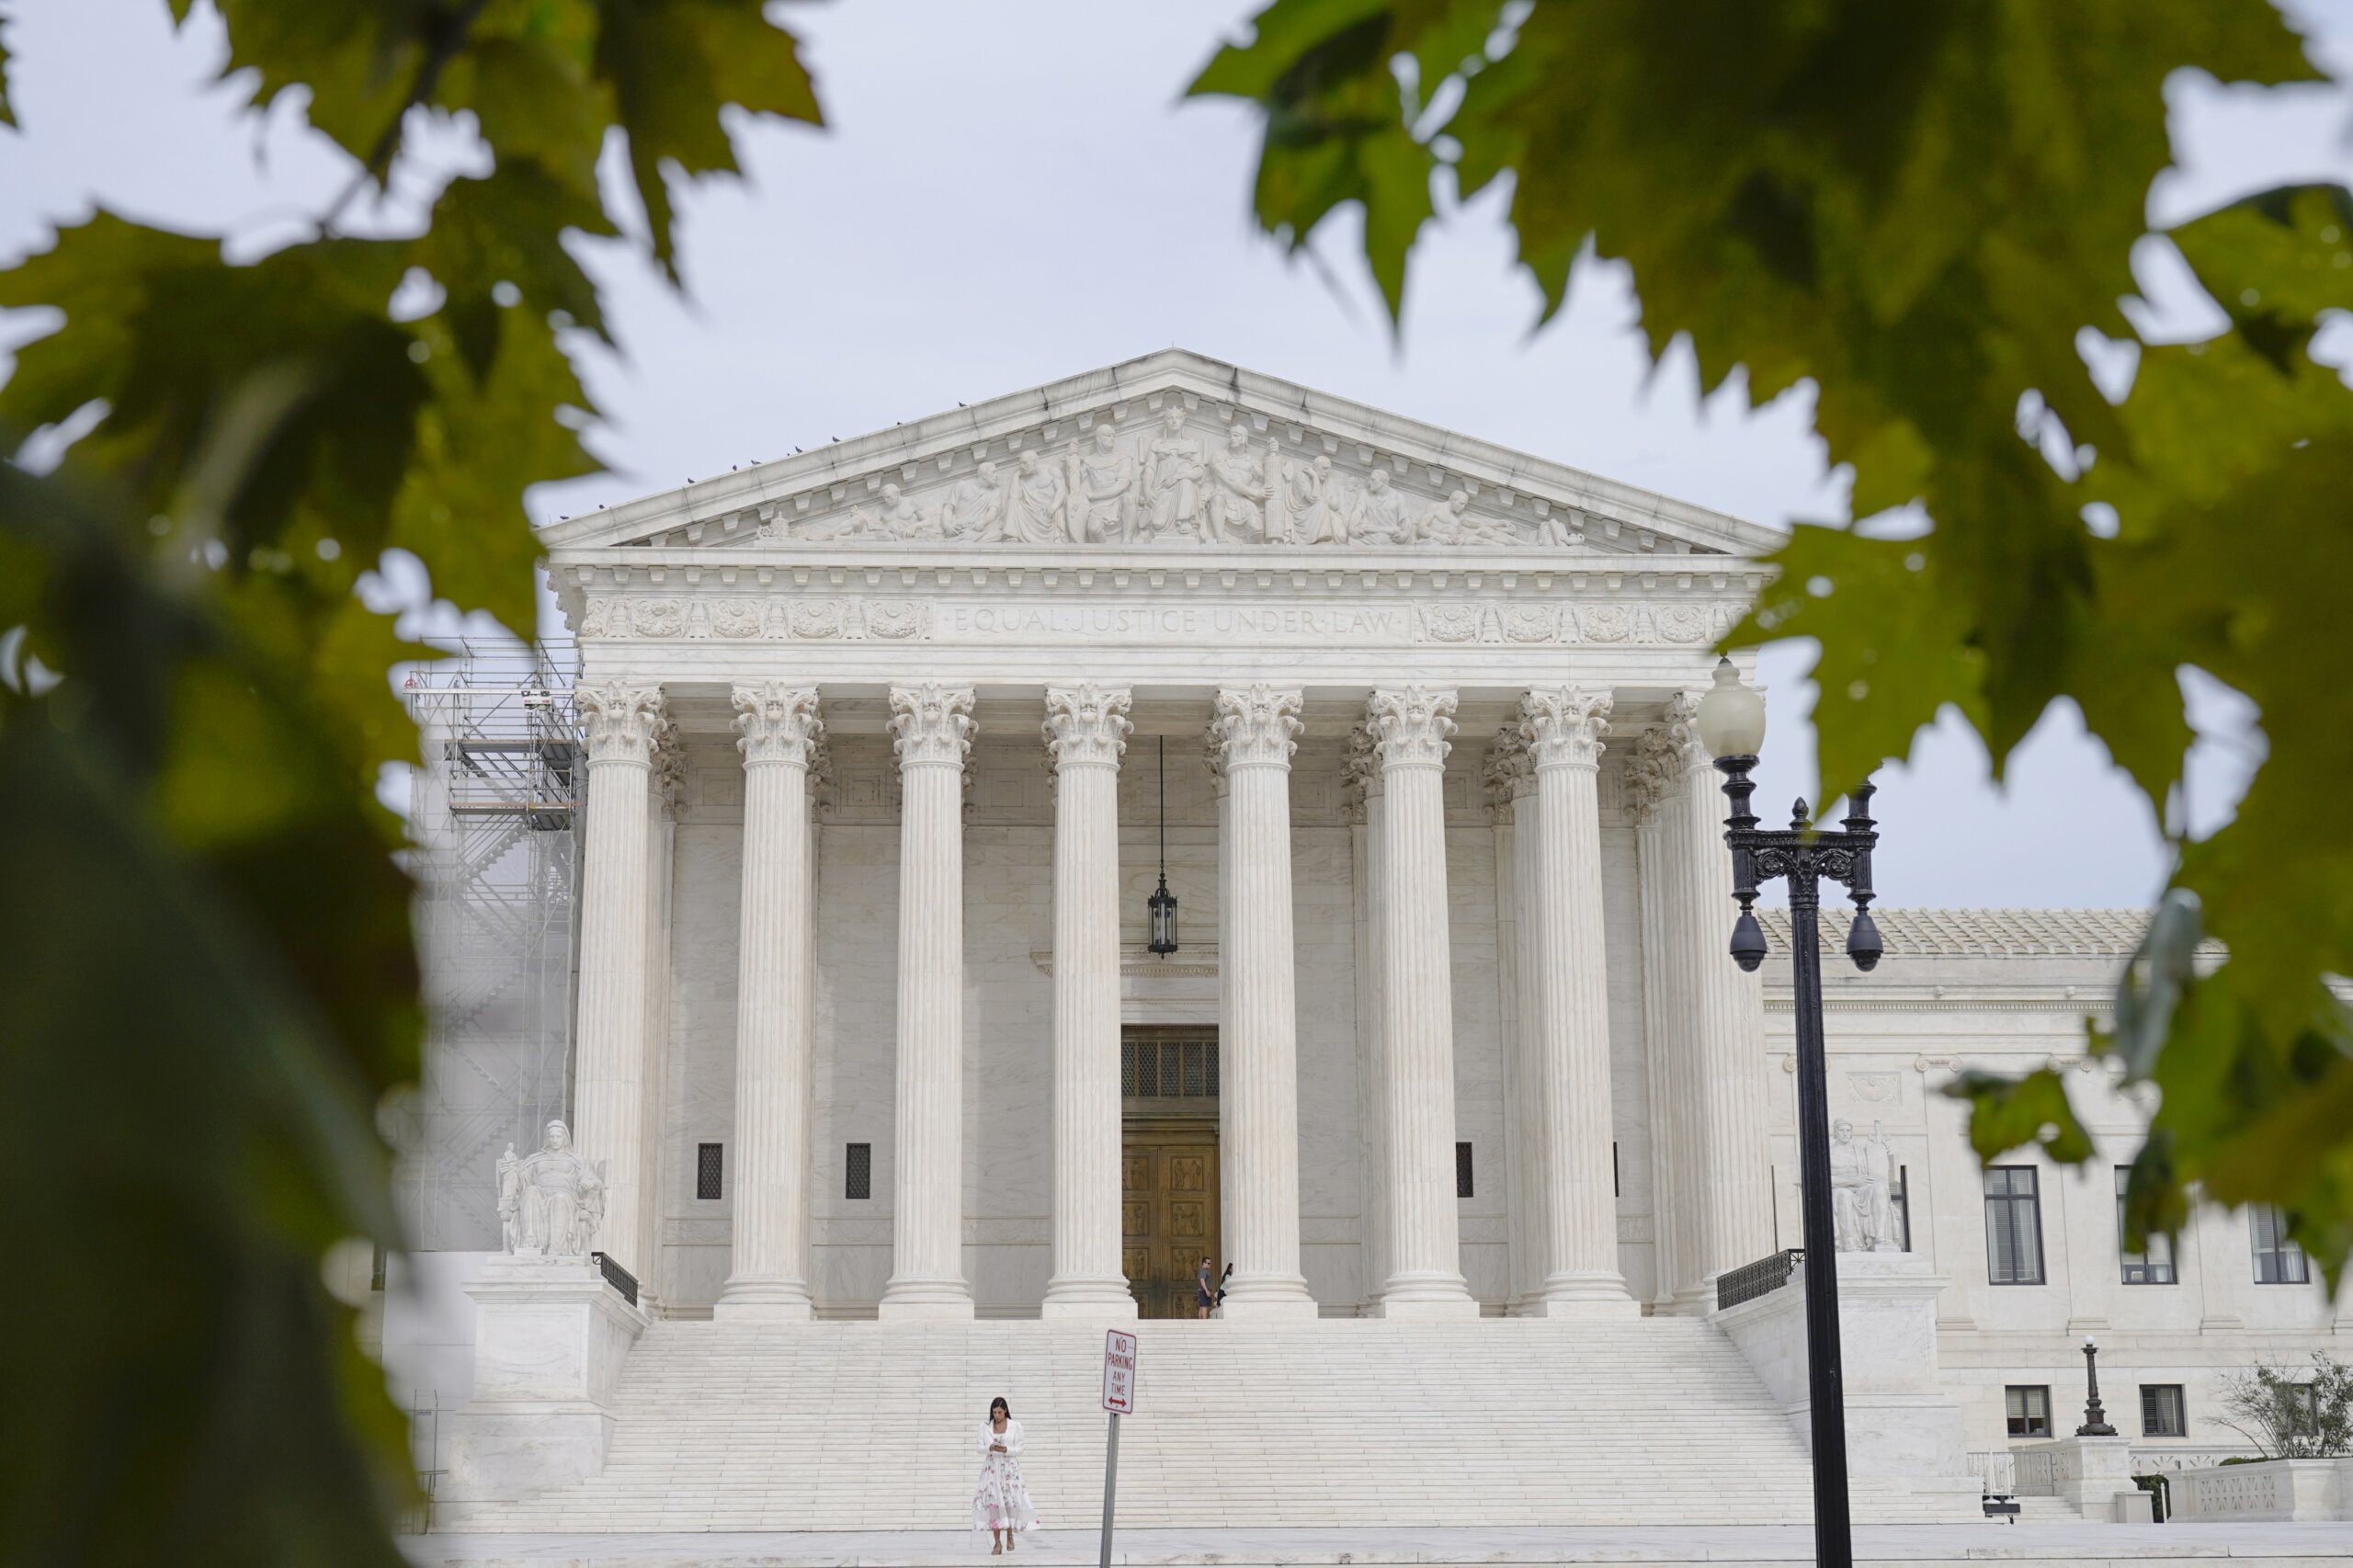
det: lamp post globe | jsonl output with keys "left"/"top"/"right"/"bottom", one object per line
{"left": 1695, "top": 654, "right": 1767, "bottom": 761}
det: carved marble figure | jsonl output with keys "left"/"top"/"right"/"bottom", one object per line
{"left": 1417, "top": 488, "right": 1523, "bottom": 546}
{"left": 1139, "top": 405, "right": 1208, "bottom": 540}
{"left": 1276, "top": 454, "right": 1336, "bottom": 544}
{"left": 1830, "top": 1118, "right": 1901, "bottom": 1253}
{"left": 1345, "top": 466, "right": 1412, "bottom": 546}
{"left": 879, "top": 483, "right": 939, "bottom": 540}
{"left": 497, "top": 1119, "right": 608, "bottom": 1258}
{"left": 1068, "top": 424, "right": 1137, "bottom": 543}
{"left": 941, "top": 462, "right": 1007, "bottom": 541}
{"left": 1206, "top": 423, "right": 1270, "bottom": 542}
{"left": 1003, "top": 449, "right": 1070, "bottom": 543}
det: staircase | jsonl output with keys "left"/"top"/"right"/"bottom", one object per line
{"left": 433, "top": 1315, "right": 1982, "bottom": 1532}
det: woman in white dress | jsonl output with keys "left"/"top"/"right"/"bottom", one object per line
{"left": 972, "top": 1396, "right": 1039, "bottom": 1552}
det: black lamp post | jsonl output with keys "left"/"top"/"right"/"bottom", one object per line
{"left": 1147, "top": 736, "right": 1178, "bottom": 956}
{"left": 2076, "top": 1335, "right": 2116, "bottom": 1436}
{"left": 1695, "top": 656, "right": 1882, "bottom": 1568}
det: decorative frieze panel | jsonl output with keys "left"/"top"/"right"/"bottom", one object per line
{"left": 572, "top": 590, "right": 1738, "bottom": 648}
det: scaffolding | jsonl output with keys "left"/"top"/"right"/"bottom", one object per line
{"left": 392, "top": 637, "right": 584, "bottom": 1252}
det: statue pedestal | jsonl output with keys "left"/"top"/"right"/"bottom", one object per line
{"left": 442, "top": 1256, "right": 647, "bottom": 1500}
{"left": 1715, "top": 1252, "right": 1980, "bottom": 1520}
{"left": 2020, "top": 1433, "right": 2139, "bottom": 1519}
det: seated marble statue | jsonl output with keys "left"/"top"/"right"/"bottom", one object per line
{"left": 496, "top": 1119, "right": 608, "bottom": 1259}
{"left": 1828, "top": 1118, "right": 1901, "bottom": 1253}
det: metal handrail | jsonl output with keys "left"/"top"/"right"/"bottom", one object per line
{"left": 1717, "top": 1248, "right": 1803, "bottom": 1311}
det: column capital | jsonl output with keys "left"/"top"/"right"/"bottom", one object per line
{"left": 580, "top": 682, "right": 669, "bottom": 766}
{"left": 1483, "top": 725, "right": 1531, "bottom": 823}
{"left": 1625, "top": 688, "right": 1705, "bottom": 822}
{"left": 733, "top": 683, "right": 824, "bottom": 768}
{"left": 654, "top": 731, "right": 688, "bottom": 812}
{"left": 1201, "top": 716, "right": 1231, "bottom": 799}
{"left": 1041, "top": 684, "right": 1133, "bottom": 770}
{"left": 888, "top": 683, "right": 976, "bottom": 769}
{"left": 1367, "top": 686, "right": 1458, "bottom": 770}
{"left": 1521, "top": 687, "right": 1612, "bottom": 772}
{"left": 1340, "top": 722, "right": 1381, "bottom": 824}
{"left": 1211, "top": 685, "right": 1304, "bottom": 771}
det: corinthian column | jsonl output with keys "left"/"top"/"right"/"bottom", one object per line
{"left": 1211, "top": 686, "right": 1319, "bottom": 1318}
{"left": 1637, "top": 690, "right": 1772, "bottom": 1305}
{"left": 716, "top": 684, "right": 823, "bottom": 1320}
{"left": 1041, "top": 684, "right": 1137, "bottom": 1318}
{"left": 880, "top": 683, "right": 976, "bottom": 1320}
{"left": 1521, "top": 687, "right": 1638, "bottom": 1316}
{"left": 1366, "top": 687, "right": 1478, "bottom": 1318}
{"left": 1344, "top": 726, "right": 1389, "bottom": 1311}
{"left": 573, "top": 681, "right": 669, "bottom": 1281}
{"left": 1485, "top": 727, "right": 1544, "bottom": 1312}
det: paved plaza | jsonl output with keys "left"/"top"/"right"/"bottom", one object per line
{"left": 407, "top": 1520, "right": 2353, "bottom": 1567}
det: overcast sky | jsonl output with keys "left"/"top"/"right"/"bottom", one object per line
{"left": 4, "top": 0, "right": 2349, "bottom": 909}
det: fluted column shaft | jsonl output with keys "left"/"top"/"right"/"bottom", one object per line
{"left": 1633, "top": 744, "right": 1699, "bottom": 1312}
{"left": 1212, "top": 687, "right": 1319, "bottom": 1318}
{"left": 1523, "top": 688, "right": 1638, "bottom": 1316}
{"left": 717, "top": 685, "right": 823, "bottom": 1319}
{"left": 1662, "top": 698, "right": 1775, "bottom": 1290}
{"left": 1345, "top": 728, "right": 1389, "bottom": 1312}
{"left": 1489, "top": 733, "right": 1547, "bottom": 1312}
{"left": 573, "top": 682, "right": 667, "bottom": 1279}
{"left": 880, "top": 684, "right": 976, "bottom": 1319}
{"left": 1042, "top": 686, "right": 1137, "bottom": 1318}
{"left": 1367, "top": 687, "right": 1478, "bottom": 1318}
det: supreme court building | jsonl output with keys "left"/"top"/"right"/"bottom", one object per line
{"left": 404, "top": 352, "right": 2349, "bottom": 1531}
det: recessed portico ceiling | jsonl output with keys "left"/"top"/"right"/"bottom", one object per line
{"left": 535, "top": 348, "right": 1786, "bottom": 561}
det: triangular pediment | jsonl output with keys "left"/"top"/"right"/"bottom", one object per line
{"left": 534, "top": 349, "right": 1784, "bottom": 560}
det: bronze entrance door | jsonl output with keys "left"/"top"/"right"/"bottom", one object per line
{"left": 1120, "top": 1028, "right": 1221, "bottom": 1319}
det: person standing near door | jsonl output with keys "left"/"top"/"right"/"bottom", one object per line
{"left": 1195, "top": 1255, "right": 1216, "bottom": 1320}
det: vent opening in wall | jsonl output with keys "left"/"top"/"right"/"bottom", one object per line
{"left": 846, "top": 1142, "right": 872, "bottom": 1200}
{"left": 696, "top": 1142, "right": 723, "bottom": 1200}
{"left": 1456, "top": 1142, "right": 1474, "bottom": 1199}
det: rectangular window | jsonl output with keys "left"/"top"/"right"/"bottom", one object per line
{"left": 845, "top": 1142, "right": 872, "bottom": 1201}
{"left": 2005, "top": 1384, "right": 2052, "bottom": 1437}
{"left": 696, "top": 1142, "right": 723, "bottom": 1201}
{"left": 1456, "top": 1142, "right": 1474, "bottom": 1199}
{"left": 2116, "top": 1165, "right": 2175, "bottom": 1284}
{"left": 1984, "top": 1165, "right": 2045, "bottom": 1285}
{"left": 2251, "top": 1204, "right": 2309, "bottom": 1284}
{"left": 2141, "top": 1383, "right": 2187, "bottom": 1438}
{"left": 1892, "top": 1164, "right": 1912, "bottom": 1253}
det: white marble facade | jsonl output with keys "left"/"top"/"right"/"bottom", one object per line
{"left": 512, "top": 351, "right": 2346, "bottom": 1453}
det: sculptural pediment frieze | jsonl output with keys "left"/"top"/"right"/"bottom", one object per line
{"left": 535, "top": 350, "right": 1783, "bottom": 563}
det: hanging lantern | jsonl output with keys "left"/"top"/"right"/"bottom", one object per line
{"left": 1148, "top": 737, "right": 1179, "bottom": 955}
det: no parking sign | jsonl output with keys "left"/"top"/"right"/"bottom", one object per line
{"left": 1100, "top": 1328, "right": 1137, "bottom": 1414}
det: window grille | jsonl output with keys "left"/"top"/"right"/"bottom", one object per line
{"left": 696, "top": 1142, "right": 723, "bottom": 1201}
{"left": 2141, "top": 1383, "right": 2187, "bottom": 1437}
{"left": 1984, "top": 1165, "right": 2045, "bottom": 1285}
{"left": 846, "top": 1142, "right": 872, "bottom": 1201}
{"left": 2117, "top": 1165, "right": 2176, "bottom": 1284}
{"left": 2251, "top": 1204, "right": 2309, "bottom": 1284}
{"left": 1456, "top": 1142, "right": 1474, "bottom": 1199}
{"left": 1120, "top": 1034, "right": 1220, "bottom": 1099}
{"left": 2005, "top": 1384, "right": 2052, "bottom": 1437}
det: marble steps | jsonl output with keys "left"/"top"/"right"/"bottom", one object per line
{"left": 438, "top": 1317, "right": 1954, "bottom": 1531}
